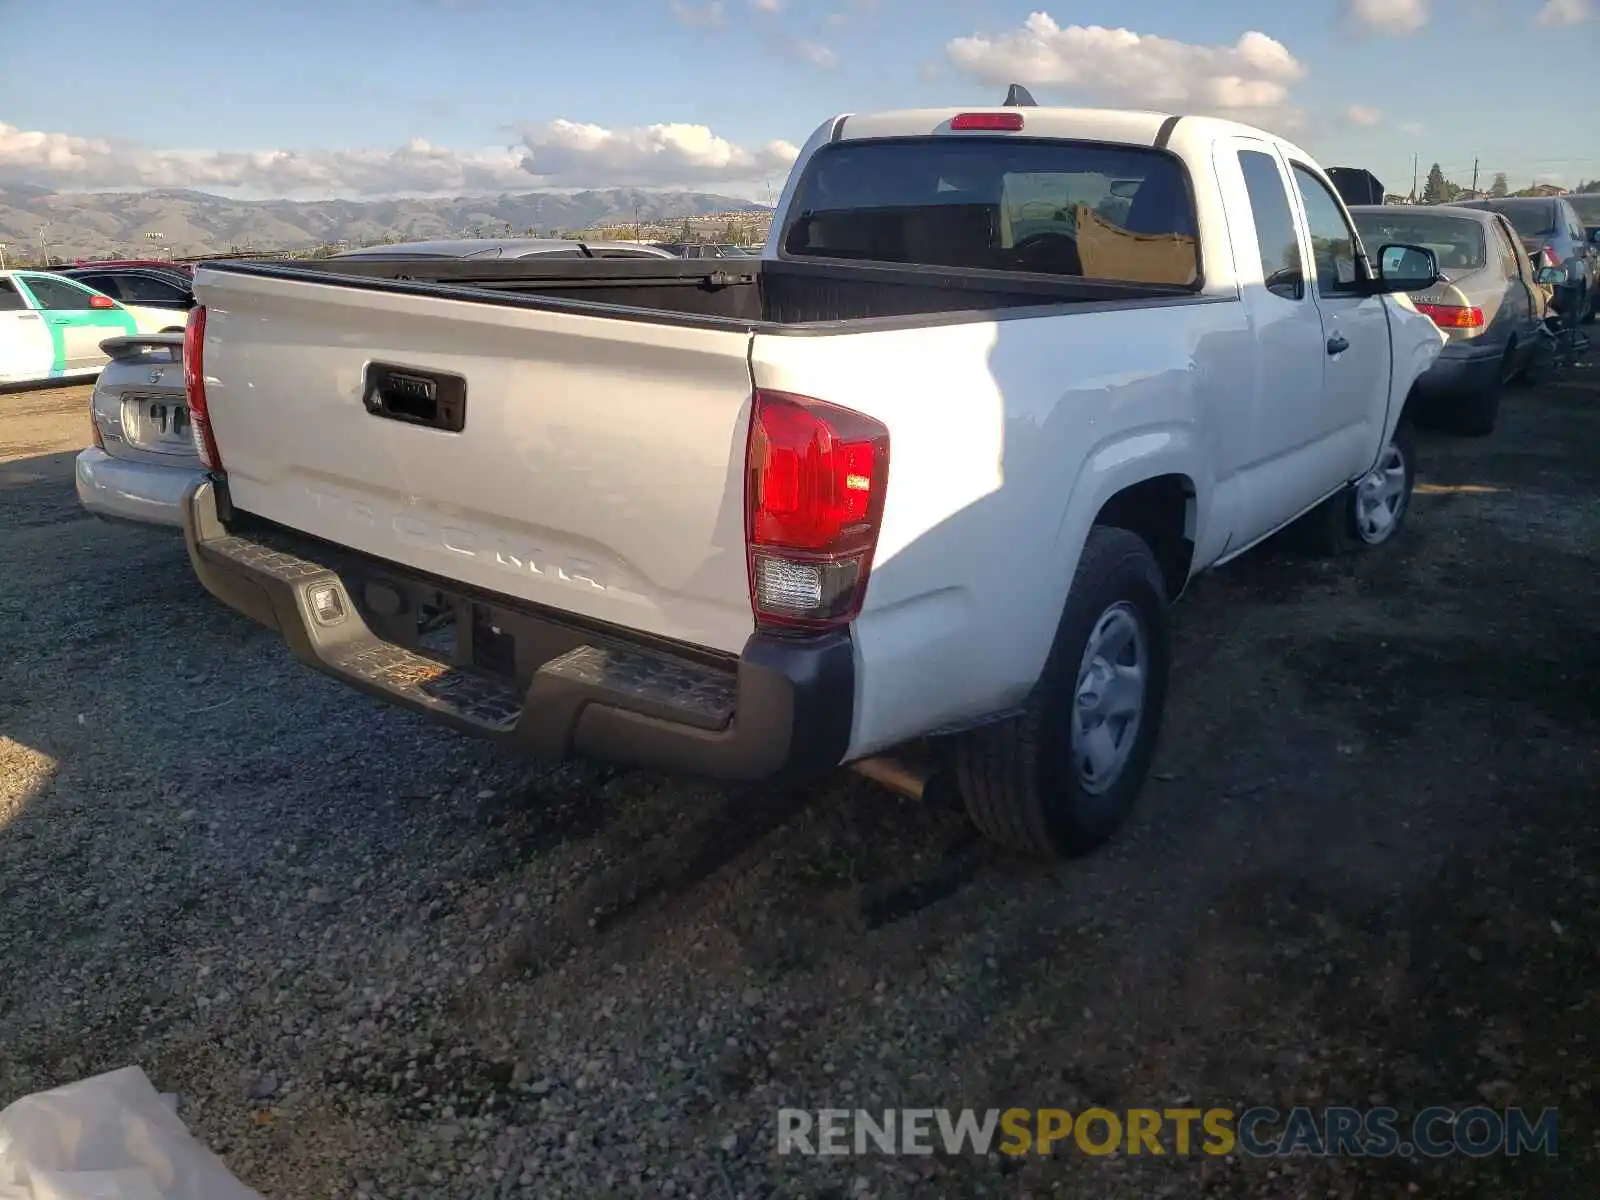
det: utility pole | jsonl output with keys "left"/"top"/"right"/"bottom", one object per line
{"left": 1412, "top": 153, "right": 1419, "bottom": 202}
{"left": 1471, "top": 158, "right": 1479, "bottom": 196}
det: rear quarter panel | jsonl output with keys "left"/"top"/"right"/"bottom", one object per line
{"left": 752, "top": 296, "right": 1250, "bottom": 758}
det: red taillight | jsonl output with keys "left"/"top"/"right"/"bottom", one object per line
{"left": 1414, "top": 302, "right": 1485, "bottom": 329}
{"left": 183, "top": 305, "right": 222, "bottom": 470}
{"left": 89, "top": 402, "right": 104, "bottom": 450}
{"left": 950, "top": 112, "right": 1024, "bottom": 132}
{"left": 1542, "top": 247, "right": 1562, "bottom": 270}
{"left": 745, "top": 389, "right": 889, "bottom": 632}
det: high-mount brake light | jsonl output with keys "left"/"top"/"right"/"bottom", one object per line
{"left": 184, "top": 305, "right": 222, "bottom": 470}
{"left": 745, "top": 389, "right": 890, "bottom": 633}
{"left": 950, "top": 112, "right": 1024, "bottom": 132}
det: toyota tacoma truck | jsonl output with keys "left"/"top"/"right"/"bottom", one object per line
{"left": 175, "top": 96, "right": 1446, "bottom": 858}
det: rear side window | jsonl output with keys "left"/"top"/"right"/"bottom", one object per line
{"left": 0, "top": 279, "right": 25, "bottom": 311}
{"left": 781, "top": 138, "right": 1201, "bottom": 286}
{"left": 19, "top": 275, "right": 93, "bottom": 311}
{"left": 76, "top": 273, "right": 125, "bottom": 298}
{"left": 1237, "top": 150, "right": 1304, "bottom": 301}
{"left": 114, "top": 274, "right": 190, "bottom": 303}
{"left": 1491, "top": 219, "right": 1522, "bottom": 279}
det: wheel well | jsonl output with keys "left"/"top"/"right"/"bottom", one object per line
{"left": 1092, "top": 474, "right": 1196, "bottom": 601}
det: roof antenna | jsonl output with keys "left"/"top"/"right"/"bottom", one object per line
{"left": 1004, "top": 83, "right": 1037, "bottom": 107}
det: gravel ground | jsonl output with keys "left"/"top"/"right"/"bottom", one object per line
{"left": 2, "top": 369, "right": 1597, "bottom": 1199}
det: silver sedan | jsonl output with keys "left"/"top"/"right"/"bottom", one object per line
{"left": 1350, "top": 204, "right": 1554, "bottom": 437}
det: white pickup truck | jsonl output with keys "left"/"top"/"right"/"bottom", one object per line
{"left": 177, "top": 97, "right": 1446, "bottom": 858}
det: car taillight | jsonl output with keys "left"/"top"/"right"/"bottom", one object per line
{"left": 1414, "top": 303, "right": 1485, "bottom": 329}
{"left": 950, "top": 112, "right": 1024, "bottom": 132}
{"left": 183, "top": 305, "right": 222, "bottom": 470}
{"left": 1542, "top": 247, "right": 1562, "bottom": 270}
{"left": 89, "top": 399, "right": 104, "bottom": 450}
{"left": 745, "top": 389, "right": 889, "bottom": 632}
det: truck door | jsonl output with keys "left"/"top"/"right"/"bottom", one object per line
{"left": 1213, "top": 139, "right": 1338, "bottom": 546}
{"left": 1285, "top": 162, "right": 1393, "bottom": 481}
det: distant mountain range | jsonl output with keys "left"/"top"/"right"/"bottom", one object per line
{"left": 0, "top": 186, "right": 772, "bottom": 261}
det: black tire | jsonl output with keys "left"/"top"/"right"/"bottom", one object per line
{"left": 1455, "top": 351, "right": 1505, "bottom": 437}
{"left": 1295, "top": 421, "right": 1418, "bottom": 556}
{"left": 952, "top": 526, "right": 1170, "bottom": 858}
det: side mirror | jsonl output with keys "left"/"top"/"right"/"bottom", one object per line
{"left": 1536, "top": 265, "right": 1568, "bottom": 286}
{"left": 1371, "top": 242, "right": 1440, "bottom": 293}
{"left": 88, "top": 294, "right": 117, "bottom": 310}
{"left": 1589, "top": 228, "right": 1600, "bottom": 245}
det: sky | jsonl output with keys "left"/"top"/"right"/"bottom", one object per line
{"left": 0, "top": 0, "right": 1595, "bottom": 202}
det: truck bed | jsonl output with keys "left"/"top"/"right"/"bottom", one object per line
{"left": 197, "top": 254, "right": 1201, "bottom": 329}
{"left": 185, "top": 251, "right": 1217, "bottom": 668}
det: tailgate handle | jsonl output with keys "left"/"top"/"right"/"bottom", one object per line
{"left": 362, "top": 363, "right": 467, "bottom": 433}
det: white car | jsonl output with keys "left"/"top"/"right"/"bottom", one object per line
{"left": 57, "top": 266, "right": 195, "bottom": 336}
{"left": 0, "top": 271, "right": 139, "bottom": 384}
{"left": 174, "top": 94, "right": 1447, "bottom": 858}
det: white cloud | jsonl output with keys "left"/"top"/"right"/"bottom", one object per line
{"left": 668, "top": 0, "right": 725, "bottom": 26}
{"left": 945, "top": 14, "right": 1306, "bottom": 129}
{"left": 0, "top": 119, "right": 800, "bottom": 198}
{"left": 1343, "top": 0, "right": 1430, "bottom": 35}
{"left": 518, "top": 120, "right": 800, "bottom": 186}
{"left": 1342, "top": 104, "right": 1383, "bottom": 127}
{"left": 750, "top": 0, "right": 783, "bottom": 10}
{"left": 1536, "top": 0, "right": 1592, "bottom": 24}
{"left": 772, "top": 35, "right": 840, "bottom": 70}
{"left": 1398, "top": 121, "right": 1426, "bottom": 137}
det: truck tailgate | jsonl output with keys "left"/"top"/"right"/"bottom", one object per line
{"left": 193, "top": 268, "right": 759, "bottom": 655}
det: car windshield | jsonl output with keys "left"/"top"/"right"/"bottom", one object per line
{"left": 1351, "top": 211, "right": 1486, "bottom": 270}
{"left": 781, "top": 136, "right": 1200, "bottom": 285}
{"left": 1567, "top": 194, "right": 1600, "bottom": 224}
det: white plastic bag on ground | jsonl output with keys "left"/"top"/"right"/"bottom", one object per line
{"left": 0, "top": 1068, "right": 260, "bottom": 1200}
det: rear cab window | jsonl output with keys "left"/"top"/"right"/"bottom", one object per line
{"left": 780, "top": 137, "right": 1202, "bottom": 287}
{"left": 0, "top": 278, "right": 27, "bottom": 311}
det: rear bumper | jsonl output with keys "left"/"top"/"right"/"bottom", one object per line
{"left": 180, "top": 477, "right": 854, "bottom": 782}
{"left": 76, "top": 447, "right": 206, "bottom": 529}
{"left": 1412, "top": 340, "right": 1503, "bottom": 400}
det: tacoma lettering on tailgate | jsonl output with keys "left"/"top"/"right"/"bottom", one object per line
{"left": 308, "top": 486, "right": 612, "bottom": 593}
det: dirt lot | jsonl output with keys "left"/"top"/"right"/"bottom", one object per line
{"left": 2, "top": 371, "right": 1597, "bottom": 1199}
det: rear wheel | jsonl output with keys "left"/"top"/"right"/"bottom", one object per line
{"left": 952, "top": 527, "right": 1170, "bottom": 858}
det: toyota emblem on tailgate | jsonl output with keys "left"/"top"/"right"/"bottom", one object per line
{"left": 149, "top": 367, "right": 166, "bottom": 384}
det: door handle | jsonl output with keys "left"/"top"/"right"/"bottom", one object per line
{"left": 49, "top": 317, "right": 70, "bottom": 325}
{"left": 1327, "top": 333, "right": 1349, "bottom": 355}
{"left": 17, "top": 313, "right": 39, "bottom": 321}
